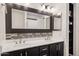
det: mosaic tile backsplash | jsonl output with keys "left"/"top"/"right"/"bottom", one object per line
{"left": 6, "top": 33, "right": 52, "bottom": 40}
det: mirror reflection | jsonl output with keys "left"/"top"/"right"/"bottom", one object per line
{"left": 12, "top": 9, "right": 50, "bottom": 29}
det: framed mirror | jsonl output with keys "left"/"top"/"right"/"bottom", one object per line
{"left": 53, "top": 15, "right": 62, "bottom": 31}
{"left": 6, "top": 3, "right": 53, "bottom": 33}
{"left": 12, "top": 9, "right": 50, "bottom": 29}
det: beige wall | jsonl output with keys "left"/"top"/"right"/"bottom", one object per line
{"left": 50, "top": 3, "right": 69, "bottom": 56}
{"left": 0, "top": 4, "right": 6, "bottom": 54}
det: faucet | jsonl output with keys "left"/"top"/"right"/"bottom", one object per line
{"left": 19, "top": 39, "right": 22, "bottom": 44}
{"left": 45, "top": 36, "right": 50, "bottom": 40}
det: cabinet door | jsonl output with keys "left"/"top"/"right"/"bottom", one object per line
{"left": 57, "top": 42, "right": 64, "bottom": 56}
{"left": 1, "top": 51, "right": 22, "bottom": 56}
{"left": 50, "top": 44, "right": 57, "bottom": 56}
{"left": 27, "top": 47, "right": 39, "bottom": 56}
{"left": 50, "top": 42, "right": 64, "bottom": 56}
{"left": 9, "top": 51, "right": 22, "bottom": 56}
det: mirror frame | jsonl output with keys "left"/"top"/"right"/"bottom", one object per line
{"left": 6, "top": 3, "right": 53, "bottom": 33}
{"left": 53, "top": 15, "right": 62, "bottom": 31}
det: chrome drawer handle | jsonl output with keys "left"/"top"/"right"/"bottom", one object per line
{"left": 42, "top": 48, "right": 47, "bottom": 51}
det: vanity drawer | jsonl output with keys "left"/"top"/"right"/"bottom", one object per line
{"left": 40, "top": 45, "right": 49, "bottom": 53}
{"left": 40, "top": 52, "right": 48, "bottom": 56}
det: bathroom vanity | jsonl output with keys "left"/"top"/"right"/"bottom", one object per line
{"left": 1, "top": 41, "right": 64, "bottom": 56}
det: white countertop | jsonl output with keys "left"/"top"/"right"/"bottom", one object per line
{"left": 1, "top": 39, "right": 64, "bottom": 53}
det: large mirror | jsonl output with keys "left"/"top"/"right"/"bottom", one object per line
{"left": 6, "top": 3, "right": 53, "bottom": 33}
{"left": 12, "top": 9, "right": 50, "bottom": 29}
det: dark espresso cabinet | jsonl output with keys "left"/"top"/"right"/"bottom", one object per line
{"left": 50, "top": 42, "right": 64, "bottom": 56}
{"left": 50, "top": 43, "right": 57, "bottom": 56}
{"left": 1, "top": 50, "right": 22, "bottom": 56}
{"left": 1, "top": 42, "right": 64, "bottom": 56}
{"left": 26, "top": 45, "right": 49, "bottom": 56}
{"left": 27, "top": 47, "right": 39, "bottom": 56}
{"left": 57, "top": 42, "right": 64, "bottom": 56}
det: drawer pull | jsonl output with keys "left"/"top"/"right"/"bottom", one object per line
{"left": 42, "top": 48, "right": 47, "bottom": 51}
{"left": 42, "top": 54, "right": 48, "bottom": 56}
